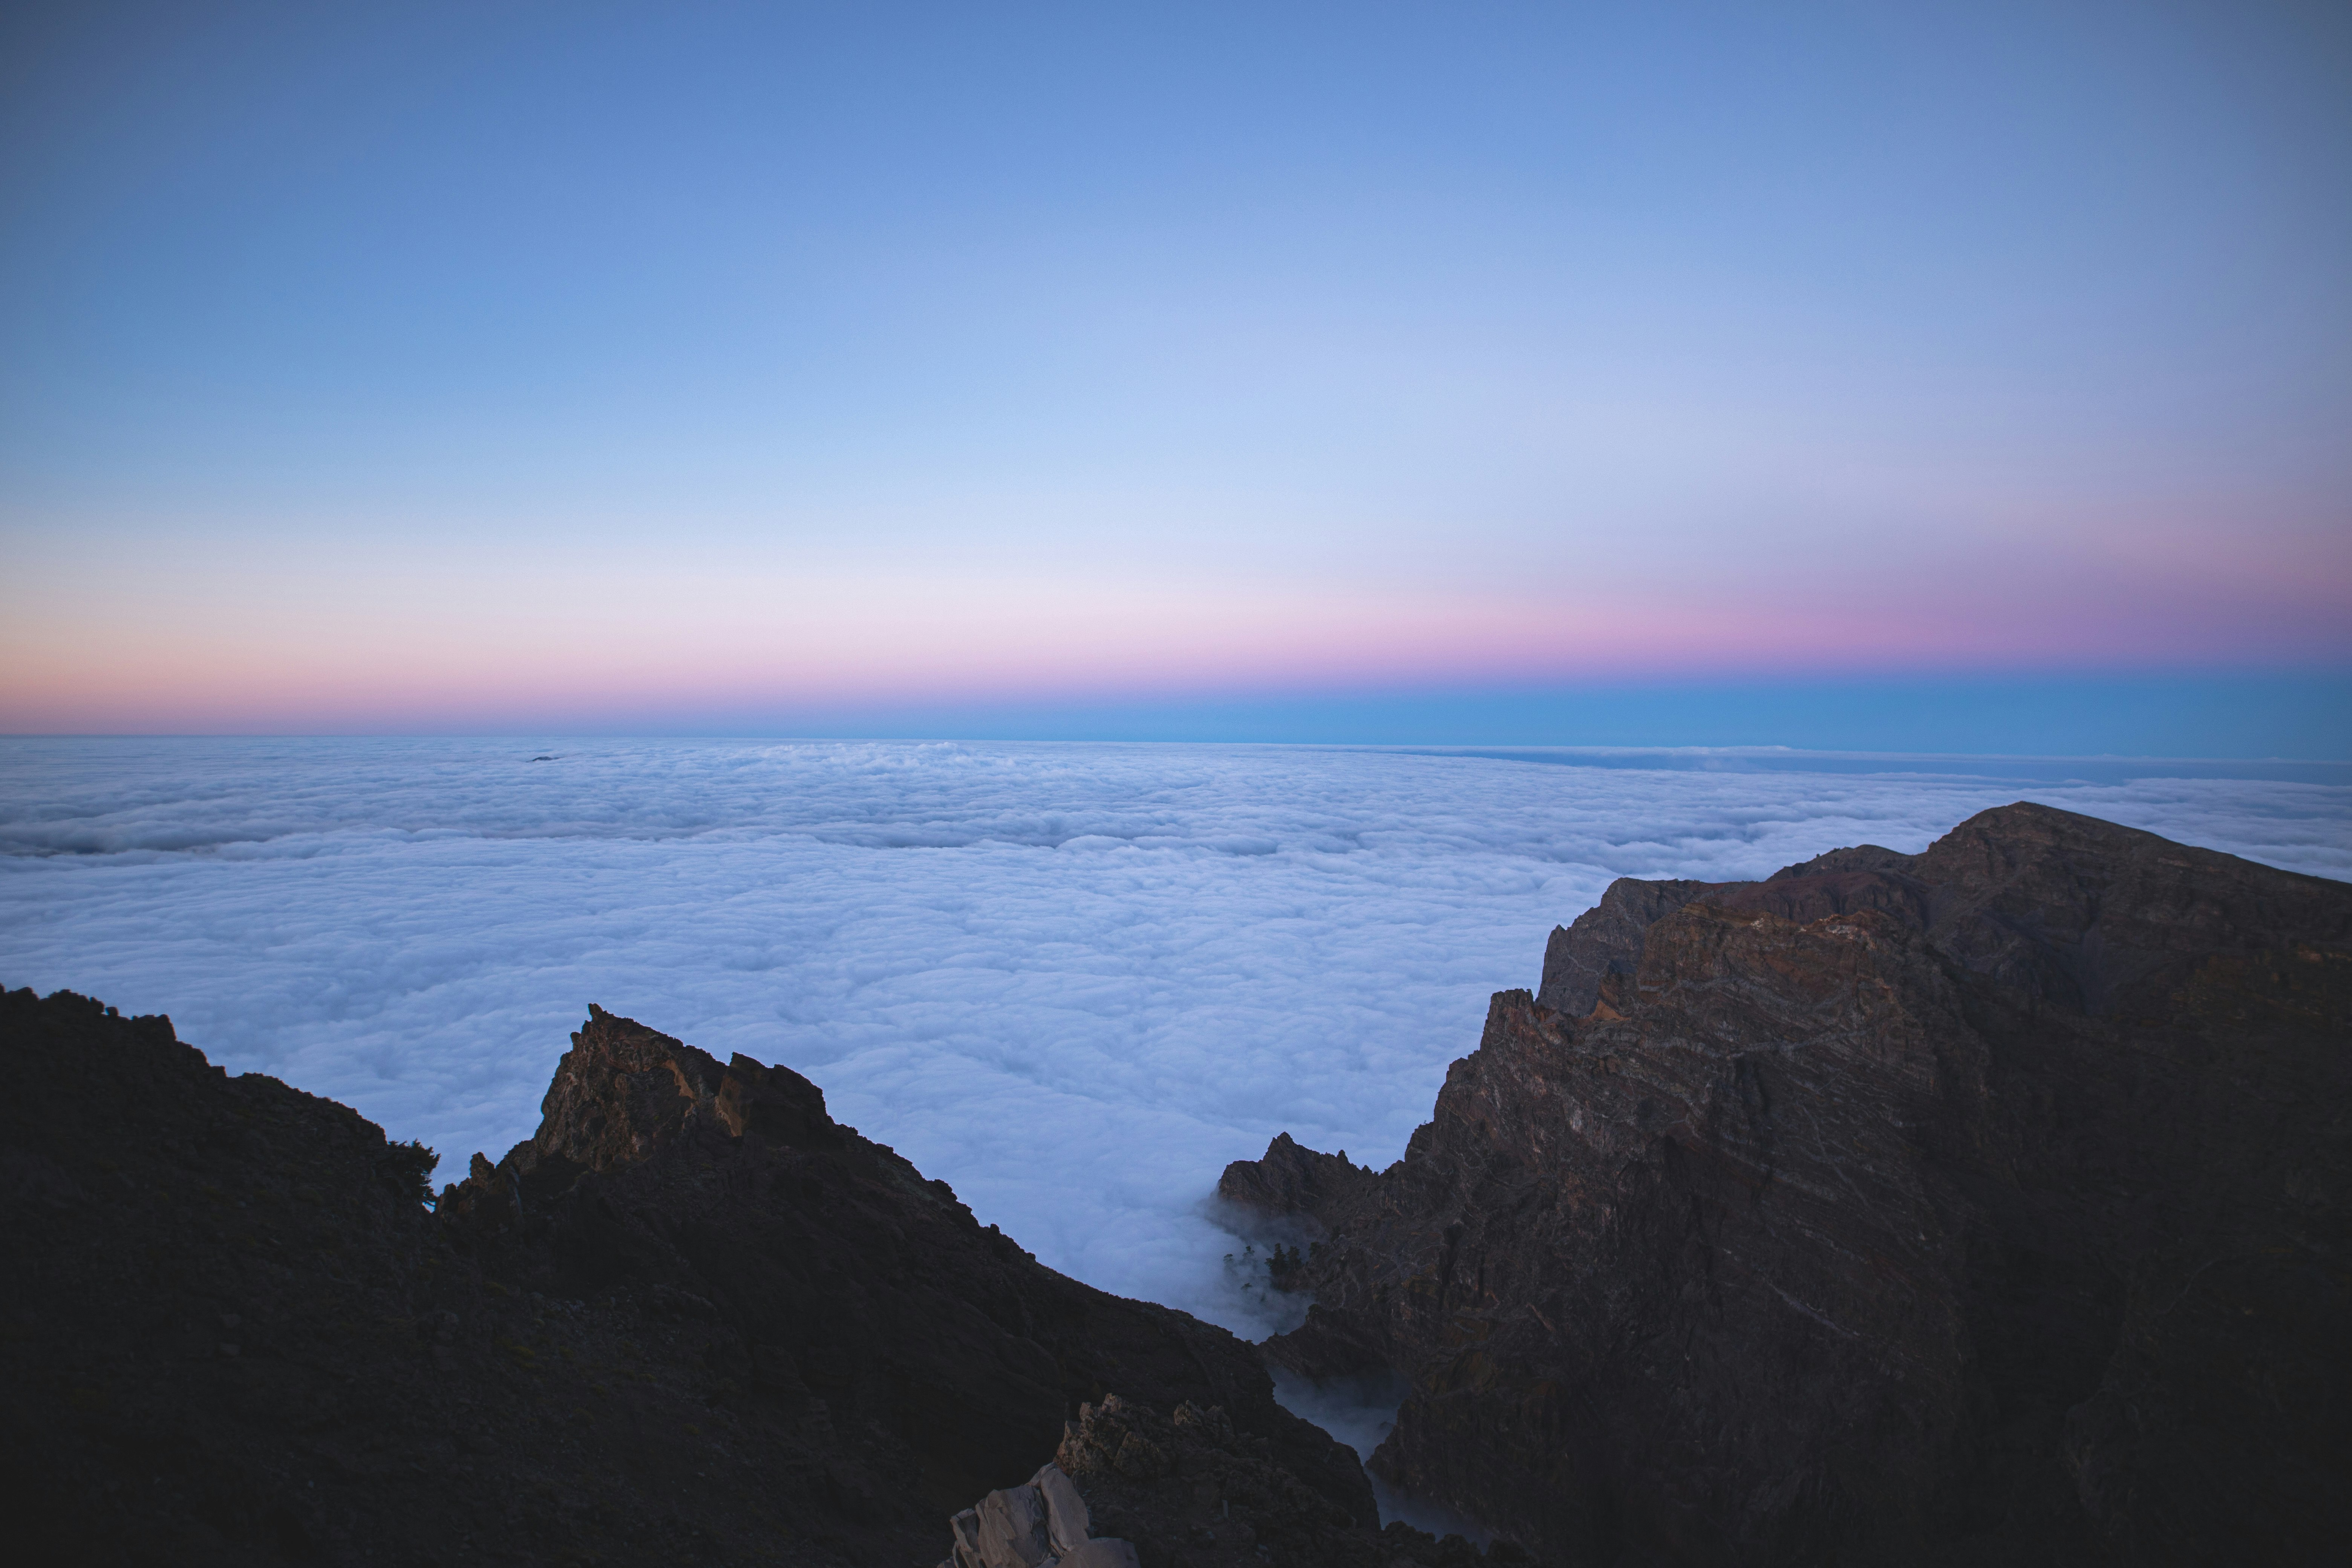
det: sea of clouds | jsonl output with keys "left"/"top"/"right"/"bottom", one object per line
{"left": 4, "top": 738, "right": 2347, "bottom": 1341}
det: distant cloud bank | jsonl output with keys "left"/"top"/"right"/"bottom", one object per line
{"left": 2, "top": 738, "right": 2344, "bottom": 1334}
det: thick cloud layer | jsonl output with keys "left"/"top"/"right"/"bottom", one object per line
{"left": 4, "top": 738, "right": 2346, "bottom": 1335}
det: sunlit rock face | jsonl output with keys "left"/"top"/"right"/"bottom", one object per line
{"left": 1227, "top": 803, "right": 2352, "bottom": 1566}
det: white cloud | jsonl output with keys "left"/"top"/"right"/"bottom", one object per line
{"left": 3, "top": 738, "right": 2345, "bottom": 1337}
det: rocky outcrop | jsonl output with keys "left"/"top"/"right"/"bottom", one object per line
{"left": 0, "top": 990, "right": 1370, "bottom": 1565}
{"left": 442, "top": 1006, "right": 1373, "bottom": 1534}
{"left": 941, "top": 1393, "right": 1525, "bottom": 1568}
{"left": 1225, "top": 804, "right": 2352, "bottom": 1566}
{"left": 1213, "top": 1132, "right": 1377, "bottom": 1237}
{"left": 1534, "top": 877, "right": 1713, "bottom": 1015}
{"left": 937, "top": 1459, "right": 1135, "bottom": 1568}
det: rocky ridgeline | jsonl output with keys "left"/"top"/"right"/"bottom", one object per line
{"left": 0, "top": 990, "right": 1382, "bottom": 1565}
{"left": 1223, "top": 804, "right": 2352, "bottom": 1566}
{"left": 11, "top": 800, "right": 2339, "bottom": 1566}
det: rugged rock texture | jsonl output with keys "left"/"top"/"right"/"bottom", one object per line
{"left": 938, "top": 1459, "right": 1135, "bottom": 1568}
{"left": 1533, "top": 878, "right": 1714, "bottom": 1017}
{"left": 1, "top": 991, "right": 1369, "bottom": 1565}
{"left": 1040, "top": 1395, "right": 1518, "bottom": 1568}
{"left": 1223, "top": 804, "right": 2352, "bottom": 1567}
{"left": 933, "top": 1398, "right": 1534, "bottom": 1568}
{"left": 1212, "top": 1133, "right": 1377, "bottom": 1237}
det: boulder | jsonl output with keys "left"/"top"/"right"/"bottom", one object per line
{"left": 1034, "top": 1462, "right": 1091, "bottom": 1557}
{"left": 975, "top": 1482, "right": 1051, "bottom": 1568}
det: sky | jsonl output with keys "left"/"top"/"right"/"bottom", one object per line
{"left": 2, "top": 2, "right": 2348, "bottom": 748}
{"left": 7, "top": 738, "right": 2347, "bottom": 1335}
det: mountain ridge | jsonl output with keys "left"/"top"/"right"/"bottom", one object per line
{"left": 8, "top": 801, "right": 2343, "bottom": 1564}
{"left": 1225, "top": 802, "right": 2351, "bottom": 1565}
{"left": 1, "top": 990, "right": 1414, "bottom": 1565}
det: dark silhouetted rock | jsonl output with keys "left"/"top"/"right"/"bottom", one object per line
{"left": 1228, "top": 804, "right": 2352, "bottom": 1566}
{"left": 0, "top": 989, "right": 1370, "bottom": 1565}
{"left": 936, "top": 1396, "right": 1527, "bottom": 1568}
{"left": 1216, "top": 1132, "right": 1376, "bottom": 1237}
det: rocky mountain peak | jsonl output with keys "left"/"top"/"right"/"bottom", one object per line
{"left": 4, "top": 990, "right": 1384, "bottom": 1564}
{"left": 1225, "top": 805, "right": 2350, "bottom": 1565}
{"left": 524, "top": 1004, "right": 843, "bottom": 1178}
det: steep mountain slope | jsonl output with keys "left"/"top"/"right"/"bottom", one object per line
{"left": 0, "top": 991, "right": 1369, "bottom": 1566}
{"left": 1223, "top": 804, "right": 2351, "bottom": 1566}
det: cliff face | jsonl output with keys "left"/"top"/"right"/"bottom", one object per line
{"left": 442, "top": 1005, "right": 1375, "bottom": 1537}
{"left": 1223, "top": 804, "right": 2352, "bottom": 1566}
{"left": 0, "top": 991, "right": 1370, "bottom": 1566}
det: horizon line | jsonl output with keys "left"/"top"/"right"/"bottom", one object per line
{"left": 7, "top": 734, "right": 2351, "bottom": 766}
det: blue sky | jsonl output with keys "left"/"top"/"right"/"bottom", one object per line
{"left": 2, "top": 2, "right": 2346, "bottom": 750}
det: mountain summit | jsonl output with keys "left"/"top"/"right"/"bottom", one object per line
{"left": 1223, "top": 803, "right": 2351, "bottom": 1565}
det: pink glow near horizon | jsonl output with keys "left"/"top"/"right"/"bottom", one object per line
{"left": 5, "top": 6, "right": 2348, "bottom": 737}
{"left": 6, "top": 560, "right": 2344, "bottom": 733}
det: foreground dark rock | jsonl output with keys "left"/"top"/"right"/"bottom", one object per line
{"left": 939, "top": 1457, "right": 1137, "bottom": 1568}
{"left": 1225, "top": 804, "right": 2352, "bottom": 1566}
{"left": 0, "top": 991, "right": 1369, "bottom": 1565}
{"left": 935, "top": 1397, "right": 1521, "bottom": 1568}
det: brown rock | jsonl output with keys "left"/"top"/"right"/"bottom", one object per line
{"left": 1215, "top": 1132, "right": 1375, "bottom": 1237}
{"left": 1231, "top": 804, "right": 2352, "bottom": 1565}
{"left": 1534, "top": 876, "right": 1715, "bottom": 1015}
